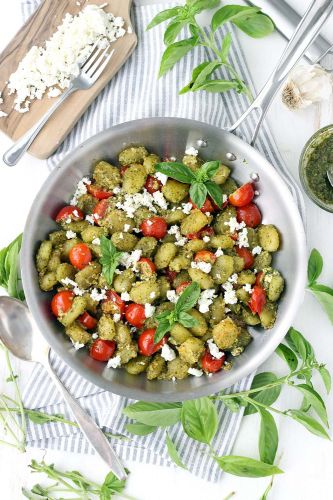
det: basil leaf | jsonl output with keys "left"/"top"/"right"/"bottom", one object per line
{"left": 0, "top": 234, "right": 24, "bottom": 300}
{"left": 215, "top": 455, "right": 283, "bottom": 478}
{"left": 159, "top": 37, "right": 198, "bottom": 77}
{"left": 189, "top": 182, "right": 207, "bottom": 208}
{"left": 294, "top": 384, "right": 328, "bottom": 426}
{"left": 155, "top": 162, "right": 195, "bottom": 184}
{"left": 197, "top": 161, "right": 220, "bottom": 181}
{"left": 146, "top": 7, "right": 182, "bottom": 30}
{"left": 178, "top": 311, "right": 198, "bottom": 328}
{"left": 212, "top": 5, "right": 260, "bottom": 32}
{"left": 99, "top": 236, "right": 123, "bottom": 286}
{"left": 165, "top": 432, "right": 187, "bottom": 469}
{"left": 179, "top": 61, "right": 210, "bottom": 94}
{"left": 318, "top": 365, "right": 331, "bottom": 394}
{"left": 257, "top": 407, "right": 278, "bottom": 465}
{"left": 288, "top": 410, "right": 330, "bottom": 439}
{"left": 223, "top": 398, "right": 241, "bottom": 413}
{"left": 154, "top": 319, "right": 172, "bottom": 344}
{"left": 175, "top": 281, "right": 200, "bottom": 313}
{"left": 205, "top": 181, "right": 224, "bottom": 208}
{"left": 191, "top": 62, "right": 222, "bottom": 92}
{"left": 220, "top": 32, "right": 232, "bottom": 62}
{"left": 194, "top": 79, "right": 240, "bottom": 93}
{"left": 308, "top": 285, "right": 333, "bottom": 324}
{"left": 123, "top": 402, "right": 182, "bottom": 427}
{"left": 286, "top": 327, "right": 315, "bottom": 362}
{"left": 100, "top": 471, "right": 126, "bottom": 498}
{"left": 164, "top": 20, "right": 185, "bottom": 46}
{"left": 181, "top": 397, "right": 218, "bottom": 444}
{"left": 244, "top": 373, "right": 281, "bottom": 416}
{"left": 125, "top": 423, "right": 157, "bottom": 436}
{"left": 189, "top": 0, "right": 220, "bottom": 15}
{"left": 233, "top": 13, "right": 275, "bottom": 39}
{"left": 275, "top": 344, "right": 298, "bottom": 371}
{"left": 307, "top": 248, "right": 323, "bottom": 285}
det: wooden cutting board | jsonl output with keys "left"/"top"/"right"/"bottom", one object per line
{"left": 0, "top": 0, "right": 137, "bottom": 159}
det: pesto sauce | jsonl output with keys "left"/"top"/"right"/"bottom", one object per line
{"left": 305, "top": 133, "right": 333, "bottom": 205}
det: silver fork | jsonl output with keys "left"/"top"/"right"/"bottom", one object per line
{"left": 3, "top": 43, "right": 115, "bottom": 166}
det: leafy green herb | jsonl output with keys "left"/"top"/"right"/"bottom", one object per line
{"left": 257, "top": 407, "right": 278, "bottom": 465}
{"left": 147, "top": 2, "right": 274, "bottom": 98}
{"left": 154, "top": 282, "right": 200, "bottom": 343}
{"left": 123, "top": 401, "right": 182, "bottom": 427}
{"left": 244, "top": 372, "right": 281, "bottom": 416}
{"left": 275, "top": 344, "right": 298, "bottom": 371}
{"left": 306, "top": 248, "right": 333, "bottom": 323}
{"left": 165, "top": 432, "right": 188, "bottom": 469}
{"left": 156, "top": 160, "right": 223, "bottom": 208}
{"left": 0, "top": 233, "right": 24, "bottom": 300}
{"left": 214, "top": 456, "right": 283, "bottom": 478}
{"left": 125, "top": 422, "right": 157, "bottom": 436}
{"left": 99, "top": 236, "right": 123, "bottom": 286}
{"left": 181, "top": 397, "right": 218, "bottom": 444}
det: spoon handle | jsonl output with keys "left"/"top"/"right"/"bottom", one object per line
{"left": 44, "top": 351, "right": 127, "bottom": 480}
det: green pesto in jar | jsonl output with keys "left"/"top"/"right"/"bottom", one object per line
{"left": 304, "top": 132, "right": 333, "bottom": 205}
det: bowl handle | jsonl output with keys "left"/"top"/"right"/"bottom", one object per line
{"left": 227, "top": 0, "right": 333, "bottom": 145}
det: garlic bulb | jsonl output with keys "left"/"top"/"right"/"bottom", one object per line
{"left": 282, "top": 64, "right": 333, "bottom": 110}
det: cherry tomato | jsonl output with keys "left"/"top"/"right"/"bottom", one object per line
{"left": 190, "top": 197, "right": 215, "bottom": 213}
{"left": 236, "top": 203, "right": 262, "bottom": 228}
{"left": 194, "top": 250, "right": 217, "bottom": 264}
{"left": 87, "top": 183, "right": 112, "bottom": 199}
{"left": 176, "top": 281, "right": 191, "bottom": 294}
{"left": 230, "top": 233, "right": 238, "bottom": 241}
{"left": 78, "top": 311, "right": 98, "bottom": 330}
{"left": 102, "top": 291, "right": 125, "bottom": 315}
{"left": 69, "top": 243, "right": 92, "bottom": 270}
{"left": 248, "top": 286, "right": 266, "bottom": 315}
{"left": 201, "top": 350, "right": 226, "bottom": 373}
{"left": 145, "top": 175, "right": 162, "bottom": 194}
{"left": 255, "top": 271, "right": 264, "bottom": 286}
{"left": 165, "top": 268, "right": 177, "bottom": 283}
{"left": 55, "top": 205, "right": 83, "bottom": 223}
{"left": 235, "top": 247, "right": 254, "bottom": 270}
{"left": 125, "top": 303, "right": 146, "bottom": 328}
{"left": 140, "top": 216, "right": 168, "bottom": 239}
{"left": 93, "top": 199, "right": 109, "bottom": 224}
{"left": 138, "top": 328, "right": 168, "bottom": 356}
{"left": 51, "top": 290, "right": 74, "bottom": 317}
{"left": 138, "top": 257, "right": 156, "bottom": 277}
{"left": 187, "top": 226, "right": 214, "bottom": 240}
{"left": 229, "top": 183, "right": 254, "bottom": 207}
{"left": 90, "top": 339, "right": 116, "bottom": 361}
{"left": 120, "top": 165, "right": 129, "bottom": 176}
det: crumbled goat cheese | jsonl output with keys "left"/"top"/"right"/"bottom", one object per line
{"left": 113, "top": 186, "right": 121, "bottom": 194}
{"left": 85, "top": 214, "right": 95, "bottom": 224}
{"left": 116, "top": 189, "right": 168, "bottom": 218}
{"left": 48, "top": 87, "right": 62, "bottom": 98}
{"left": 215, "top": 248, "right": 224, "bottom": 257}
{"left": 90, "top": 288, "right": 107, "bottom": 302}
{"left": 127, "top": 25, "right": 133, "bottom": 34}
{"left": 113, "top": 313, "right": 121, "bottom": 323}
{"left": 92, "top": 237, "right": 100, "bottom": 245}
{"left": 144, "top": 303, "right": 155, "bottom": 318}
{"left": 168, "top": 225, "right": 187, "bottom": 246}
{"left": 92, "top": 333, "right": 98, "bottom": 340}
{"left": 155, "top": 172, "right": 168, "bottom": 185}
{"left": 237, "top": 227, "right": 249, "bottom": 248}
{"left": 224, "top": 217, "right": 245, "bottom": 233}
{"left": 66, "top": 230, "right": 76, "bottom": 239}
{"left": 118, "top": 233, "right": 124, "bottom": 240}
{"left": 191, "top": 261, "right": 212, "bottom": 274}
{"left": 150, "top": 292, "right": 156, "bottom": 299}
{"left": 252, "top": 246, "right": 262, "bottom": 255}
{"left": 222, "top": 281, "right": 238, "bottom": 305}
{"left": 0, "top": 111, "right": 8, "bottom": 118}
{"left": 182, "top": 202, "right": 193, "bottom": 214}
{"left": 188, "top": 367, "right": 203, "bottom": 377}
{"left": 225, "top": 307, "right": 231, "bottom": 313}
{"left": 123, "top": 224, "right": 131, "bottom": 232}
{"left": 243, "top": 284, "right": 253, "bottom": 294}
{"left": 61, "top": 277, "right": 84, "bottom": 296}
{"left": 8, "top": 5, "right": 127, "bottom": 113}
{"left": 222, "top": 194, "right": 228, "bottom": 204}
{"left": 120, "top": 249, "right": 142, "bottom": 269}
{"left": 167, "top": 290, "right": 178, "bottom": 303}
{"left": 185, "top": 146, "right": 198, "bottom": 156}
{"left": 161, "top": 344, "right": 176, "bottom": 362}
{"left": 70, "top": 177, "right": 91, "bottom": 205}
{"left": 107, "top": 355, "right": 121, "bottom": 369}
{"left": 207, "top": 339, "right": 224, "bottom": 359}
{"left": 121, "top": 291, "right": 131, "bottom": 302}
{"left": 228, "top": 274, "right": 238, "bottom": 284}
{"left": 71, "top": 340, "right": 85, "bottom": 350}
{"left": 203, "top": 236, "right": 210, "bottom": 243}
{"left": 152, "top": 191, "right": 168, "bottom": 210}
{"left": 198, "top": 289, "right": 217, "bottom": 313}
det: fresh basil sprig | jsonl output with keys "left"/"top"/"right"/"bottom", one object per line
{"left": 307, "top": 248, "right": 333, "bottom": 324}
{"left": 147, "top": 2, "right": 274, "bottom": 98}
{"left": 154, "top": 281, "right": 200, "bottom": 343}
{"left": 0, "top": 233, "right": 24, "bottom": 300}
{"left": 155, "top": 160, "right": 223, "bottom": 208}
{"left": 99, "top": 236, "right": 123, "bottom": 286}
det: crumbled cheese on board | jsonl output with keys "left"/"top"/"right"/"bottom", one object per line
{"left": 161, "top": 344, "right": 176, "bottom": 361}
{"left": 0, "top": 110, "right": 8, "bottom": 118}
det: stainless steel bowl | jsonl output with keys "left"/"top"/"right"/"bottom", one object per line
{"left": 21, "top": 117, "right": 307, "bottom": 402}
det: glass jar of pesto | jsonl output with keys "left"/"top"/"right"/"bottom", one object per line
{"left": 299, "top": 125, "right": 333, "bottom": 212}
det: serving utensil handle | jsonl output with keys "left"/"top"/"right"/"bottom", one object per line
{"left": 228, "top": 0, "right": 333, "bottom": 144}
{"left": 44, "top": 351, "right": 127, "bottom": 481}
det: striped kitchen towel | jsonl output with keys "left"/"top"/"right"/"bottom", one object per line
{"left": 21, "top": 0, "right": 305, "bottom": 482}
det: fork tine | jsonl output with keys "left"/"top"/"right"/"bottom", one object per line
{"left": 80, "top": 40, "right": 102, "bottom": 71}
{"left": 85, "top": 44, "right": 111, "bottom": 78}
{"left": 89, "top": 49, "right": 115, "bottom": 82}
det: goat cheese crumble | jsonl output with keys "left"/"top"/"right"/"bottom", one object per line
{"left": 70, "top": 177, "right": 90, "bottom": 205}
{"left": 61, "top": 277, "right": 84, "bottom": 296}
{"left": 144, "top": 303, "right": 155, "bottom": 318}
{"left": 188, "top": 367, "right": 203, "bottom": 377}
{"left": 168, "top": 225, "right": 187, "bottom": 247}
{"left": 191, "top": 261, "right": 212, "bottom": 274}
{"left": 222, "top": 281, "right": 238, "bottom": 305}
{"left": 92, "top": 237, "right": 101, "bottom": 245}
{"left": 207, "top": 339, "right": 224, "bottom": 359}
{"left": 198, "top": 289, "right": 217, "bottom": 313}
{"left": 120, "top": 292, "right": 131, "bottom": 302}
{"left": 66, "top": 230, "right": 76, "bottom": 239}
{"left": 243, "top": 284, "right": 253, "bottom": 294}
{"left": 215, "top": 248, "right": 224, "bottom": 257}
{"left": 166, "top": 290, "right": 178, "bottom": 303}
{"left": 120, "top": 249, "right": 142, "bottom": 269}
{"left": 90, "top": 288, "right": 107, "bottom": 302}
{"left": 161, "top": 344, "right": 176, "bottom": 361}
{"left": 252, "top": 246, "right": 262, "bottom": 255}
{"left": 107, "top": 355, "right": 121, "bottom": 369}
{"left": 155, "top": 172, "right": 168, "bottom": 185}
{"left": 116, "top": 189, "right": 168, "bottom": 218}
{"left": 237, "top": 227, "right": 249, "bottom": 248}
{"left": 71, "top": 340, "right": 85, "bottom": 350}
{"left": 224, "top": 217, "right": 246, "bottom": 233}
{"left": 185, "top": 146, "right": 198, "bottom": 156}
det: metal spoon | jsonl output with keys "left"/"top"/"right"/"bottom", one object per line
{"left": 327, "top": 167, "right": 333, "bottom": 188}
{"left": 0, "top": 296, "right": 126, "bottom": 480}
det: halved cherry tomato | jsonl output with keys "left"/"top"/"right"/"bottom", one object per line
{"left": 69, "top": 243, "right": 92, "bottom": 270}
{"left": 55, "top": 205, "right": 83, "bottom": 223}
{"left": 190, "top": 197, "right": 215, "bottom": 213}
{"left": 176, "top": 281, "right": 191, "bottom": 294}
{"left": 236, "top": 203, "right": 262, "bottom": 228}
{"left": 165, "top": 268, "right": 177, "bottom": 283}
{"left": 201, "top": 350, "right": 226, "bottom": 373}
{"left": 125, "top": 303, "right": 146, "bottom": 328}
{"left": 255, "top": 271, "right": 264, "bottom": 286}
{"left": 194, "top": 250, "right": 217, "bottom": 264}
{"left": 120, "top": 165, "right": 129, "bottom": 176}
{"left": 138, "top": 257, "right": 156, "bottom": 276}
{"left": 229, "top": 183, "right": 254, "bottom": 207}
{"left": 248, "top": 286, "right": 266, "bottom": 315}
{"left": 51, "top": 290, "right": 74, "bottom": 317}
{"left": 102, "top": 290, "right": 125, "bottom": 315}
{"left": 230, "top": 233, "right": 238, "bottom": 241}
{"left": 145, "top": 175, "right": 162, "bottom": 194}
{"left": 138, "top": 328, "right": 168, "bottom": 356}
{"left": 87, "top": 183, "right": 112, "bottom": 200}
{"left": 187, "top": 226, "right": 214, "bottom": 240}
{"left": 93, "top": 199, "right": 109, "bottom": 224}
{"left": 78, "top": 311, "right": 98, "bottom": 330}
{"left": 140, "top": 216, "right": 168, "bottom": 239}
{"left": 236, "top": 247, "right": 254, "bottom": 270}
{"left": 90, "top": 339, "right": 116, "bottom": 361}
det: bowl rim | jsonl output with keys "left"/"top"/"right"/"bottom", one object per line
{"left": 21, "top": 116, "right": 307, "bottom": 401}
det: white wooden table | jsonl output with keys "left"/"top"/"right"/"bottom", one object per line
{"left": 1, "top": 1, "right": 333, "bottom": 499}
